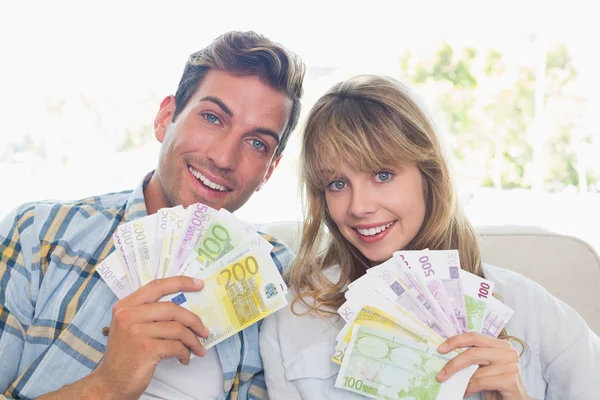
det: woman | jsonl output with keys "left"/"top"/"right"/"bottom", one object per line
{"left": 259, "top": 75, "right": 599, "bottom": 399}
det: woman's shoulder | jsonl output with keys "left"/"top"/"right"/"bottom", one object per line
{"left": 482, "top": 263, "right": 555, "bottom": 306}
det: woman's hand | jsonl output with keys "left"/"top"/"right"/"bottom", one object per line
{"left": 436, "top": 332, "right": 529, "bottom": 400}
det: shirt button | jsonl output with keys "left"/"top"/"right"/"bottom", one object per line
{"left": 102, "top": 326, "right": 110, "bottom": 336}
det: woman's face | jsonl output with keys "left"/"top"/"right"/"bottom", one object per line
{"left": 324, "top": 162, "right": 427, "bottom": 264}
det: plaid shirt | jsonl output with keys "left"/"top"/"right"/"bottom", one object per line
{"left": 0, "top": 172, "right": 294, "bottom": 400}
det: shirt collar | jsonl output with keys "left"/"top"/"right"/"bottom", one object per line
{"left": 123, "top": 171, "right": 153, "bottom": 223}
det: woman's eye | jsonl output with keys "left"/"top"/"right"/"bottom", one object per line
{"left": 375, "top": 171, "right": 392, "bottom": 183}
{"left": 328, "top": 180, "right": 347, "bottom": 191}
{"left": 202, "top": 113, "right": 221, "bottom": 125}
{"left": 248, "top": 139, "right": 267, "bottom": 153}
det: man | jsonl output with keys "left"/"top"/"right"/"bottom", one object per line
{"left": 0, "top": 31, "right": 305, "bottom": 400}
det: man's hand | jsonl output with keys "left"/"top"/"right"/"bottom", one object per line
{"left": 89, "top": 276, "right": 209, "bottom": 400}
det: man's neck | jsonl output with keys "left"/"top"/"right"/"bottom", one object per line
{"left": 143, "top": 172, "right": 168, "bottom": 215}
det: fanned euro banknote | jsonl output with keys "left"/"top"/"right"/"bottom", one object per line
{"left": 335, "top": 249, "right": 514, "bottom": 399}
{"left": 97, "top": 202, "right": 288, "bottom": 352}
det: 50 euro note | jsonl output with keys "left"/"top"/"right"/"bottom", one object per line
{"left": 336, "top": 325, "right": 477, "bottom": 400}
{"left": 161, "top": 238, "right": 287, "bottom": 349}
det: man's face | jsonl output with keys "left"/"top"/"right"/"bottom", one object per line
{"left": 150, "top": 70, "right": 292, "bottom": 213}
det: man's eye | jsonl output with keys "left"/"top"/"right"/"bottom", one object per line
{"left": 202, "top": 113, "right": 221, "bottom": 125}
{"left": 249, "top": 139, "right": 267, "bottom": 153}
{"left": 327, "top": 180, "right": 347, "bottom": 191}
{"left": 374, "top": 171, "right": 393, "bottom": 183}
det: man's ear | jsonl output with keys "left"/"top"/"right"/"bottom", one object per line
{"left": 256, "top": 155, "right": 283, "bottom": 192}
{"left": 154, "top": 95, "right": 176, "bottom": 143}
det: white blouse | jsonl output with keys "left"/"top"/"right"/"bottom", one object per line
{"left": 260, "top": 264, "right": 600, "bottom": 400}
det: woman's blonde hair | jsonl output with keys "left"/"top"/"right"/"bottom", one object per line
{"left": 289, "top": 74, "right": 480, "bottom": 309}
{"left": 289, "top": 75, "right": 522, "bottom": 346}
{"left": 289, "top": 75, "right": 520, "bottom": 344}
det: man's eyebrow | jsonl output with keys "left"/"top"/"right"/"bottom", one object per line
{"left": 199, "top": 96, "right": 281, "bottom": 144}
{"left": 253, "top": 127, "right": 281, "bottom": 144}
{"left": 199, "top": 96, "right": 233, "bottom": 117}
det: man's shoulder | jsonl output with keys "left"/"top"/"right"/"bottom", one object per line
{"left": 4, "top": 190, "right": 133, "bottom": 240}
{"left": 258, "top": 231, "right": 296, "bottom": 274}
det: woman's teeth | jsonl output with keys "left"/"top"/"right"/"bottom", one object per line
{"left": 356, "top": 221, "right": 394, "bottom": 236}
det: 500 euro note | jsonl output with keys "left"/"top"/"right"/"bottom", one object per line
{"left": 403, "top": 250, "right": 463, "bottom": 335}
{"left": 168, "top": 203, "right": 216, "bottom": 275}
{"left": 96, "top": 251, "right": 133, "bottom": 299}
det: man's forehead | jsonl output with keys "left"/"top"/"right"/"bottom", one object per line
{"left": 192, "top": 70, "right": 292, "bottom": 133}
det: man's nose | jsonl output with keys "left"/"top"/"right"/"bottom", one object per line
{"left": 206, "top": 132, "right": 238, "bottom": 171}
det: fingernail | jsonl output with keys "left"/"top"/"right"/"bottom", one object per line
{"left": 438, "top": 343, "right": 448, "bottom": 352}
{"left": 436, "top": 370, "right": 445, "bottom": 381}
{"left": 193, "top": 278, "right": 203, "bottom": 286}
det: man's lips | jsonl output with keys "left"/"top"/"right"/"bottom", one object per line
{"left": 187, "top": 165, "right": 232, "bottom": 192}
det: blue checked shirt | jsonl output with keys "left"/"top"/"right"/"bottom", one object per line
{"left": 0, "top": 172, "right": 294, "bottom": 400}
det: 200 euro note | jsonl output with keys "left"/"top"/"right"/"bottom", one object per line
{"left": 336, "top": 325, "right": 477, "bottom": 400}
{"left": 159, "top": 206, "right": 187, "bottom": 278}
{"left": 131, "top": 214, "right": 158, "bottom": 286}
{"left": 162, "top": 241, "right": 287, "bottom": 349}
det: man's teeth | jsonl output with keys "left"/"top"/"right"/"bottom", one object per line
{"left": 188, "top": 167, "right": 228, "bottom": 192}
{"left": 356, "top": 222, "right": 394, "bottom": 236}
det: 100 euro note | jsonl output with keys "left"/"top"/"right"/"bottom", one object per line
{"left": 184, "top": 209, "right": 256, "bottom": 270}
{"left": 333, "top": 291, "right": 444, "bottom": 364}
{"left": 336, "top": 325, "right": 477, "bottom": 400}
{"left": 161, "top": 240, "right": 287, "bottom": 349}
{"left": 482, "top": 295, "right": 514, "bottom": 337}
{"left": 460, "top": 270, "right": 495, "bottom": 333}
